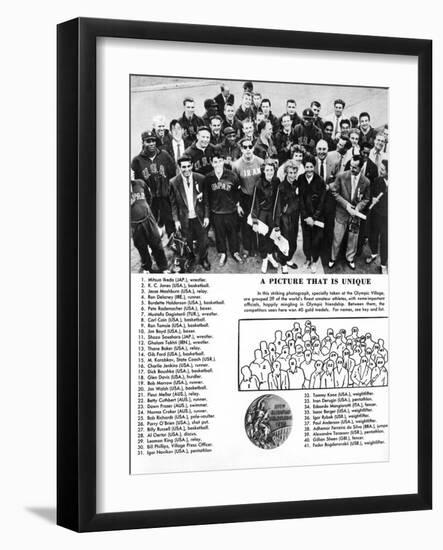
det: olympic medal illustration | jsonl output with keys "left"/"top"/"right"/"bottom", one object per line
{"left": 245, "top": 394, "right": 292, "bottom": 449}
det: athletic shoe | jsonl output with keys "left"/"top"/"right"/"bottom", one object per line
{"left": 261, "top": 259, "right": 268, "bottom": 274}
{"left": 347, "top": 261, "right": 356, "bottom": 270}
{"left": 282, "top": 265, "right": 288, "bottom": 274}
{"left": 328, "top": 260, "right": 335, "bottom": 269}
{"left": 365, "top": 254, "right": 378, "bottom": 264}
{"left": 310, "top": 262, "right": 317, "bottom": 273}
{"left": 233, "top": 252, "right": 243, "bottom": 264}
{"left": 219, "top": 253, "right": 227, "bottom": 266}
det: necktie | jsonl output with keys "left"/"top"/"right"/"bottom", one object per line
{"left": 176, "top": 142, "right": 182, "bottom": 160}
{"left": 320, "top": 160, "right": 325, "bottom": 180}
{"left": 351, "top": 176, "right": 357, "bottom": 198}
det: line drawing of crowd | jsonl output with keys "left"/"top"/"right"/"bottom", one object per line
{"left": 130, "top": 80, "right": 388, "bottom": 275}
{"left": 239, "top": 320, "right": 389, "bottom": 391}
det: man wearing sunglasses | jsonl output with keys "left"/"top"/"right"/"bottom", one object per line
{"left": 232, "top": 138, "right": 264, "bottom": 258}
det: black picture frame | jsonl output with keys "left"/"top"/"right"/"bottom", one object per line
{"left": 57, "top": 17, "right": 432, "bottom": 532}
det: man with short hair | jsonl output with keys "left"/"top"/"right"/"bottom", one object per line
{"left": 241, "top": 118, "right": 256, "bottom": 141}
{"left": 169, "top": 155, "right": 211, "bottom": 271}
{"left": 327, "top": 99, "right": 346, "bottom": 139}
{"left": 184, "top": 126, "right": 215, "bottom": 176}
{"left": 179, "top": 97, "right": 204, "bottom": 147}
{"left": 235, "top": 91, "right": 254, "bottom": 121}
{"left": 322, "top": 121, "right": 336, "bottom": 151}
{"left": 337, "top": 118, "right": 351, "bottom": 141}
{"left": 152, "top": 115, "right": 169, "bottom": 148}
{"left": 252, "top": 92, "right": 262, "bottom": 116}
{"left": 369, "top": 133, "right": 387, "bottom": 173}
{"left": 310, "top": 100, "right": 324, "bottom": 132}
{"left": 253, "top": 120, "right": 278, "bottom": 161}
{"left": 209, "top": 115, "right": 224, "bottom": 146}
{"left": 131, "top": 130, "right": 176, "bottom": 236}
{"left": 280, "top": 99, "right": 301, "bottom": 128}
{"left": 222, "top": 103, "right": 243, "bottom": 138}
{"left": 213, "top": 84, "right": 234, "bottom": 116}
{"left": 203, "top": 150, "right": 244, "bottom": 266}
{"left": 232, "top": 138, "right": 264, "bottom": 257}
{"left": 328, "top": 136, "right": 350, "bottom": 175}
{"left": 329, "top": 156, "right": 370, "bottom": 270}
{"left": 260, "top": 98, "right": 279, "bottom": 133}
{"left": 163, "top": 119, "right": 186, "bottom": 166}
{"left": 292, "top": 108, "right": 323, "bottom": 154}
{"left": 358, "top": 112, "right": 378, "bottom": 149}
{"left": 274, "top": 113, "right": 295, "bottom": 163}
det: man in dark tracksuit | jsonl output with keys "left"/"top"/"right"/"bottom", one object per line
{"left": 131, "top": 130, "right": 176, "bottom": 237}
{"left": 203, "top": 150, "right": 244, "bottom": 266}
{"left": 130, "top": 179, "right": 168, "bottom": 272}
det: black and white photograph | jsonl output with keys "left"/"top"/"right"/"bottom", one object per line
{"left": 131, "top": 76, "right": 388, "bottom": 275}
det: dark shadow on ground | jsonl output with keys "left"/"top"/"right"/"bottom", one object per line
{"left": 26, "top": 506, "right": 56, "bottom": 524}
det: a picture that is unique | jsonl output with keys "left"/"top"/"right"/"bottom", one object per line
{"left": 130, "top": 76, "right": 388, "bottom": 275}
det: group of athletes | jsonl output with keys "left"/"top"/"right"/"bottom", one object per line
{"left": 130, "top": 81, "right": 389, "bottom": 274}
{"left": 239, "top": 321, "right": 389, "bottom": 391}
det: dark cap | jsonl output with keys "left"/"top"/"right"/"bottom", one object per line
{"left": 141, "top": 130, "right": 160, "bottom": 145}
{"left": 223, "top": 126, "right": 236, "bottom": 136}
{"left": 204, "top": 98, "right": 218, "bottom": 110}
{"left": 196, "top": 125, "right": 211, "bottom": 134}
{"left": 302, "top": 108, "right": 314, "bottom": 119}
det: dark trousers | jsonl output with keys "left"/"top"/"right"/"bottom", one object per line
{"left": 323, "top": 192, "right": 336, "bottom": 252}
{"left": 212, "top": 212, "right": 239, "bottom": 255}
{"left": 277, "top": 211, "right": 299, "bottom": 265}
{"left": 369, "top": 212, "right": 388, "bottom": 265}
{"left": 151, "top": 197, "right": 175, "bottom": 236}
{"left": 184, "top": 218, "right": 209, "bottom": 261}
{"left": 301, "top": 222, "right": 323, "bottom": 262}
{"left": 258, "top": 210, "right": 275, "bottom": 259}
{"left": 239, "top": 192, "right": 257, "bottom": 252}
{"left": 132, "top": 216, "right": 168, "bottom": 272}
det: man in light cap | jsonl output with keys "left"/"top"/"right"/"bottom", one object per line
{"left": 293, "top": 108, "right": 323, "bottom": 154}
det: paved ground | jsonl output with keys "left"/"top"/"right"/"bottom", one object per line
{"left": 130, "top": 76, "right": 387, "bottom": 275}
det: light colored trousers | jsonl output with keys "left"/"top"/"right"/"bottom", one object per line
{"left": 331, "top": 219, "right": 359, "bottom": 262}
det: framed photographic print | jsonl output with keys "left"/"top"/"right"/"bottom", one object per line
{"left": 57, "top": 17, "right": 432, "bottom": 531}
